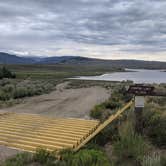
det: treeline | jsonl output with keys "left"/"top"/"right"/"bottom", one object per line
{"left": 0, "top": 66, "right": 16, "bottom": 79}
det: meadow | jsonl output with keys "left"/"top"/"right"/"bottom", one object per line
{"left": 3, "top": 64, "right": 124, "bottom": 80}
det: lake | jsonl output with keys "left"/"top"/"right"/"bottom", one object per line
{"left": 72, "top": 69, "right": 166, "bottom": 84}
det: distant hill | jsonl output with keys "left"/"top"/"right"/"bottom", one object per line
{"left": 0, "top": 52, "right": 91, "bottom": 64}
{"left": 0, "top": 52, "right": 35, "bottom": 64}
{"left": 38, "top": 56, "right": 91, "bottom": 64}
{"left": 0, "top": 52, "right": 166, "bottom": 69}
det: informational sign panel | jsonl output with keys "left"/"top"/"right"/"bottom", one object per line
{"left": 127, "top": 84, "right": 166, "bottom": 97}
{"left": 135, "top": 96, "right": 145, "bottom": 108}
{"left": 128, "top": 84, "right": 154, "bottom": 96}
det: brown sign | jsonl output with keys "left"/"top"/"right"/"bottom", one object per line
{"left": 127, "top": 84, "right": 155, "bottom": 96}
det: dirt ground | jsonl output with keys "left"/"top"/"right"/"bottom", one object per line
{"left": 0, "top": 82, "right": 110, "bottom": 119}
{"left": 0, "top": 82, "right": 110, "bottom": 161}
{"left": 0, "top": 146, "right": 20, "bottom": 162}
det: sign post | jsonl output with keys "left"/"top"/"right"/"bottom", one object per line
{"left": 127, "top": 84, "right": 166, "bottom": 134}
{"left": 127, "top": 84, "right": 154, "bottom": 134}
{"left": 134, "top": 96, "right": 145, "bottom": 133}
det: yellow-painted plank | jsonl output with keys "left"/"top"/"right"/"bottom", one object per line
{"left": 0, "top": 101, "right": 132, "bottom": 154}
{"left": 0, "top": 120, "right": 95, "bottom": 132}
{"left": 0, "top": 125, "right": 85, "bottom": 138}
{"left": 6, "top": 114, "right": 99, "bottom": 124}
{"left": 74, "top": 100, "right": 134, "bottom": 151}
{"left": 0, "top": 133, "right": 76, "bottom": 147}
{"left": 1, "top": 118, "right": 99, "bottom": 128}
{"left": 0, "top": 129, "right": 79, "bottom": 143}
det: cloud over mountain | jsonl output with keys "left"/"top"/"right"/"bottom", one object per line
{"left": 0, "top": 0, "right": 166, "bottom": 61}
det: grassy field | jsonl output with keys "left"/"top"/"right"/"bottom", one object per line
{"left": 2, "top": 64, "right": 124, "bottom": 79}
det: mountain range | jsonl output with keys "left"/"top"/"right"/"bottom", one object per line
{"left": 0, "top": 52, "right": 92, "bottom": 64}
{"left": 0, "top": 52, "right": 166, "bottom": 69}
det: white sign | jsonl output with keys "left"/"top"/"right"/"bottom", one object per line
{"left": 135, "top": 96, "right": 145, "bottom": 108}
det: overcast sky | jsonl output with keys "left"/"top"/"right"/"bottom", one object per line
{"left": 0, "top": 0, "right": 166, "bottom": 61}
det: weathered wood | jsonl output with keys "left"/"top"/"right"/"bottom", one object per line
{"left": 127, "top": 84, "right": 166, "bottom": 97}
{"left": 0, "top": 113, "right": 99, "bottom": 153}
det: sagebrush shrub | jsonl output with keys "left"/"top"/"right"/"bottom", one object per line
{"left": 142, "top": 107, "right": 166, "bottom": 147}
{"left": 113, "top": 121, "right": 150, "bottom": 162}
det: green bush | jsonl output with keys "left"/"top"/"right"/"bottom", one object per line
{"left": 90, "top": 99, "right": 121, "bottom": 122}
{"left": 13, "top": 87, "right": 28, "bottom": 99}
{"left": 142, "top": 152, "right": 164, "bottom": 166}
{"left": 3, "top": 152, "right": 32, "bottom": 166}
{"left": 92, "top": 120, "right": 119, "bottom": 146}
{"left": 161, "top": 154, "right": 166, "bottom": 166}
{"left": 142, "top": 107, "right": 166, "bottom": 147}
{"left": 90, "top": 83, "right": 132, "bottom": 122}
{"left": 90, "top": 104, "right": 106, "bottom": 121}
{"left": 0, "top": 66, "right": 16, "bottom": 79}
{"left": 72, "top": 149, "right": 110, "bottom": 166}
{"left": 113, "top": 121, "right": 150, "bottom": 163}
{"left": 3, "top": 148, "right": 110, "bottom": 166}
{"left": 84, "top": 143, "right": 103, "bottom": 151}
{"left": 0, "top": 78, "right": 12, "bottom": 86}
{"left": 103, "top": 100, "right": 122, "bottom": 110}
{"left": 60, "top": 149, "right": 110, "bottom": 166}
{"left": 33, "top": 148, "right": 57, "bottom": 165}
{"left": 147, "top": 96, "right": 166, "bottom": 107}
{"left": 0, "top": 79, "right": 55, "bottom": 102}
{"left": 2, "top": 84, "right": 15, "bottom": 93}
{"left": 0, "top": 90, "right": 10, "bottom": 101}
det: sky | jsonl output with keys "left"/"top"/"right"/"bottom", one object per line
{"left": 0, "top": 0, "right": 166, "bottom": 61}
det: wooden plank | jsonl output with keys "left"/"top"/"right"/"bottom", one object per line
{"left": 74, "top": 100, "right": 134, "bottom": 151}
{"left": 0, "top": 113, "right": 99, "bottom": 152}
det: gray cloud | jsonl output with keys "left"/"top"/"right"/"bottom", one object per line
{"left": 0, "top": 0, "right": 166, "bottom": 61}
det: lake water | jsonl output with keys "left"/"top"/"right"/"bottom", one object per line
{"left": 72, "top": 69, "right": 166, "bottom": 84}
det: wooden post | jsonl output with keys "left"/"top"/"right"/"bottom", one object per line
{"left": 134, "top": 96, "right": 145, "bottom": 134}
